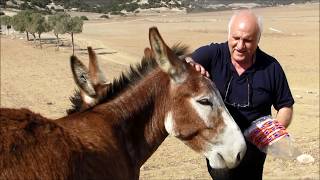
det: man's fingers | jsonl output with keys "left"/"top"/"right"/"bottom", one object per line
{"left": 189, "top": 61, "right": 195, "bottom": 66}
{"left": 185, "top": 57, "right": 210, "bottom": 77}
{"left": 195, "top": 64, "right": 201, "bottom": 72}
{"left": 205, "top": 71, "right": 210, "bottom": 78}
{"left": 200, "top": 66, "right": 206, "bottom": 75}
{"left": 200, "top": 66, "right": 210, "bottom": 77}
{"left": 185, "top": 57, "right": 194, "bottom": 63}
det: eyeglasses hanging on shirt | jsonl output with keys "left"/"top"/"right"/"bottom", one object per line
{"left": 223, "top": 75, "right": 252, "bottom": 109}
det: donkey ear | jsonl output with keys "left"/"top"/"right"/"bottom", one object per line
{"left": 70, "top": 56, "right": 96, "bottom": 97}
{"left": 149, "top": 27, "right": 187, "bottom": 83}
{"left": 87, "top": 47, "right": 109, "bottom": 85}
{"left": 144, "top": 47, "right": 153, "bottom": 60}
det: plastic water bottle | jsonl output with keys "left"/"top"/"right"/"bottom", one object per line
{"left": 244, "top": 116, "right": 310, "bottom": 161}
{"left": 266, "top": 133, "right": 301, "bottom": 160}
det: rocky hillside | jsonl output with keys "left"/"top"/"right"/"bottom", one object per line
{"left": 1, "top": 0, "right": 185, "bottom": 14}
{"left": 1, "top": 0, "right": 315, "bottom": 14}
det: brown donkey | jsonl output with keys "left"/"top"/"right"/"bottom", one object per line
{"left": 0, "top": 27, "right": 246, "bottom": 180}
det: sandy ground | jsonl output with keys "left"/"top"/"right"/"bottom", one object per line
{"left": 1, "top": 3, "right": 319, "bottom": 180}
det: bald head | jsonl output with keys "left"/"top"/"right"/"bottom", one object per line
{"left": 227, "top": 10, "right": 262, "bottom": 65}
{"left": 228, "top": 10, "right": 262, "bottom": 43}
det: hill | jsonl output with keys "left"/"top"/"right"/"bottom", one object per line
{"left": 1, "top": 0, "right": 316, "bottom": 15}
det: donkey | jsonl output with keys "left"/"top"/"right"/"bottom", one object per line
{"left": 0, "top": 27, "right": 246, "bottom": 180}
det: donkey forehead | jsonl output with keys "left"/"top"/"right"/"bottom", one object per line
{"left": 168, "top": 74, "right": 222, "bottom": 127}
{"left": 173, "top": 74, "right": 215, "bottom": 96}
{"left": 169, "top": 76, "right": 221, "bottom": 124}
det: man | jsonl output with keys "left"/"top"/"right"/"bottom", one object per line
{"left": 186, "top": 10, "right": 294, "bottom": 179}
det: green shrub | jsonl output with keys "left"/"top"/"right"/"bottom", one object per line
{"left": 100, "top": 14, "right": 109, "bottom": 19}
{"left": 80, "top": 16, "right": 89, "bottom": 20}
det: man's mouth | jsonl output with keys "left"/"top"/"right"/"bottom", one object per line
{"left": 235, "top": 49, "right": 246, "bottom": 54}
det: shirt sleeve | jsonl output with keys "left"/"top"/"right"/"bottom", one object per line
{"left": 191, "top": 43, "right": 218, "bottom": 71}
{"left": 272, "top": 62, "right": 295, "bottom": 110}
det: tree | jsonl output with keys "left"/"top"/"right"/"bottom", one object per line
{"left": 24, "top": 13, "right": 37, "bottom": 43}
{"left": 11, "top": 10, "right": 33, "bottom": 41}
{"left": 28, "top": 13, "right": 51, "bottom": 48}
{"left": 65, "top": 16, "right": 83, "bottom": 55}
{"left": 12, "top": 10, "right": 33, "bottom": 41}
{"left": 0, "top": 15, "right": 12, "bottom": 35}
{"left": 37, "top": 16, "right": 51, "bottom": 48}
{"left": 48, "top": 13, "right": 69, "bottom": 48}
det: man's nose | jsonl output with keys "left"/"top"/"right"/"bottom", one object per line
{"left": 236, "top": 40, "right": 245, "bottom": 50}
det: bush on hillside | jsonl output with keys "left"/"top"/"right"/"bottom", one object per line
{"left": 80, "top": 16, "right": 88, "bottom": 20}
{"left": 100, "top": 14, "right": 109, "bottom": 19}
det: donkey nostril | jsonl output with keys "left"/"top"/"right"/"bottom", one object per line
{"left": 217, "top": 153, "right": 225, "bottom": 162}
{"left": 236, "top": 152, "right": 242, "bottom": 162}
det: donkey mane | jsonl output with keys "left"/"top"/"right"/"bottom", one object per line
{"left": 67, "top": 43, "right": 189, "bottom": 114}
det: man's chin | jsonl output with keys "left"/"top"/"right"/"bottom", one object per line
{"left": 232, "top": 57, "right": 246, "bottom": 62}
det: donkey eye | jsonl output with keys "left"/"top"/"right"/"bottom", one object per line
{"left": 197, "top": 98, "right": 213, "bottom": 106}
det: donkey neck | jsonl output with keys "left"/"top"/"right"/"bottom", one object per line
{"left": 100, "top": 68, "right": 170, "bottom": 168}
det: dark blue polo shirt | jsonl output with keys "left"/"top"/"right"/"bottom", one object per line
{"left": 192, "top": 42, "right": 294, "bottom": 131}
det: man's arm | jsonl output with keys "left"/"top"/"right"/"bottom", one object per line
{"left": 276, "top": 106, "right": 293, "bottom": 128}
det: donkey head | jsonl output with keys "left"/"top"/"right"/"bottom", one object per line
{"left": 70, "top": 47, "right": 111, "bottom": 111}
{"left": 149, "top": 27, "right": 246, "bottom": 169}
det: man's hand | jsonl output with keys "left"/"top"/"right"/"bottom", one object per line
{"left": 185, "top": 57, "right": 210, "bottom": 78}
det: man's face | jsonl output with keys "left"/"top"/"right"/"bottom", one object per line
{"left": 228, "top": 17, "right": 259, "bottom": 63}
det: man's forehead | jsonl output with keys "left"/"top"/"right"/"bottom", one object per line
{"left": 230, "top": 29, "right": 256, "bottom": 38}
{"left": 230, "top": 20, "right": 258, "bottom": 37}
{"left": 232, "top": 18, "right": 256, "bottom": 29}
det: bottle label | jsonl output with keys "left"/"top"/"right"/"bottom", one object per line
{"left": 248, "top": 119, "right": 289, "bottom": 150}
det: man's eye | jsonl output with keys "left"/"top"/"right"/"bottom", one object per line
{"left": 197, "top": 99, "right": 213, "bottom": 106}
